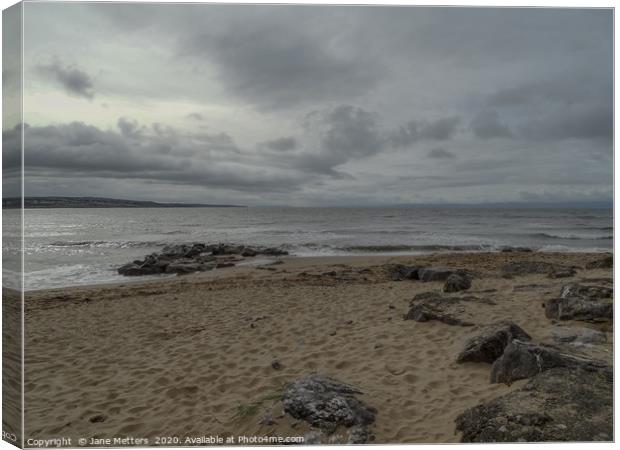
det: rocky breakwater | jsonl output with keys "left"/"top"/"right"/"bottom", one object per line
{"left": 117, "top": 243, "right": 288, "bottom": 276}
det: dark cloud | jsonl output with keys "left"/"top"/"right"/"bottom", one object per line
{"left": 470, "top": 110, "right": 513, "bottom": 139}
{"left": 36, "top": 58, "right": 95, "bottom": 99}
{"left": 20, "top": 121, "right": 306, "bottom": 193}
{"left": 427, "top": 148, "right": 455, "bottom": 159}
{"left": 389, "top": 117, "right": 460, "bottom": 147}
{"left": 292, "top": 105, "right": 382, "bottom": 176}
{"left": 520, "top": 104, "right": 612, "bottom": 142}
{"left": 260, "top": 136, "right": 297, "bottom": 152}
{"left": 117, "top": 117, "right": 144, "bottom": 138}
{"left": 18, "top": 5, "right": 613, "bottom": 205}
{"left": 183, "top": 20, "right": 383, "bottom": 109}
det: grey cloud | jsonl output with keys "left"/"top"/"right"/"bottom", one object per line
{"left": 18, "top": 5, "right": 613, "bottom": 205}
{"left": 260, "top": 136, "right": 297, "bottom": 152}
{"left": 518, "top": 189, "right": 612, "bottom": 204}
{"left": 427, "top": 148, "right": 455, "bottom": 159}
{"left": 182, "top": 20, "right": 383, "bottom": 109}
{"left": 186, "top": 112, "right": 204, "bottom": 121}
{"left": 390, "top": 117, "right": 460, "bottom": 147}
{"left": 470, "top": 110, "right": 513, "bottom": 139}
{"left": 36, "top": 59, "right": 95, "bottom": 99}
{"left": 520, "top": 104, "right": 612, "bottom": 142}
{"left": 21, "top": 121, "right": 307, "bottom": 193}
{"left": 117, "top": 117, "right": 144, "bottom": 138}
{"left": 292, "top": 105, "right": 382, "bottom": 176}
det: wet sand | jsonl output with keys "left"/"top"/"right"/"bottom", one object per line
{"left": 23, "top": 252, "right": 613, "bottom": 444}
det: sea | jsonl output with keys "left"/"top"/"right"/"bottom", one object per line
{"left": 3, "top": 207, "right": 613, "bottom": 291}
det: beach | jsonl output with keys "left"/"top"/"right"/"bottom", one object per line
{"left": 22, "top": 251, "right": 613, "bottom": 444}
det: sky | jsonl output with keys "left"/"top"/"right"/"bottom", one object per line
{"left": 2, "top": 3, "right": 614, "bottom": 206}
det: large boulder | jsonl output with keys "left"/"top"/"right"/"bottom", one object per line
{"left": 444, "top": 273, "right": 472, "bottom": 293}
{"left": 545, "top": 297, "right": 612, "bottom": 322}
{"left": 490, "top": 340, "right": 610, "bottom": 385}
{"left": 545, "top": 283, "right": 613, "bottom": 322}
{"left": 455, "top": 367, "right": 613, "bottom": 442}
{"left": 282, "top": 375, "right": 376, "bottom": 443}
{"left": 405, "top": 292, "right": 475, "bottom": 326}
{"left": 387, "top": 264, "right": 419, "bottom": 281}
{"left": 559, "top": 283, "right": 612, "bottom": 300}
{"left": 551, "top": 327, "right": 607, "bottom": 346}
{"left": 457, "top": 321, "right": 531, "bottom": 364}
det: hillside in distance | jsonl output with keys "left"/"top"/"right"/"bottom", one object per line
{"left": 2, "top": 197, "right": 246, "bottom": 209}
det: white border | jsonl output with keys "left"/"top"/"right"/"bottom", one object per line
{"left": 0, "top": 2, "right": 616, "bottom": 450}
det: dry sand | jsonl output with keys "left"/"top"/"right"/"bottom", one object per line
{"left": 22, "top": 252, "right": 613, "bottom": 444}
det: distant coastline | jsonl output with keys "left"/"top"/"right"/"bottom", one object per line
{"left": 2, "top": 197, "right": 246, "bottom": 209}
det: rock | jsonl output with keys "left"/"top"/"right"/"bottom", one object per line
{"left": 117, "top": 262, "right": 162, "bottom": 276}
{"left": 347, "top": 426, "right": 372, "bottom": 444}
{"left": 545, "top": 297, "right": 612, "bottom": 322}
{"left": 501, "top": 246, "right": 534, "bottom": 253}
{"left": 303, "top": 431, "right": 324, "bottom": 445}
{"left": 545, "top": 283, "right": 613, "bottom": 322}
{"left": 89, "top": 414, "right": 107, "bottom": 423}
{"left": 559, "top": 283, "right": 612, "bottom": 300}
{"left": 501, "top": 261, "right": 575, "bottom": 277}
{"left": 455, "top": 367, "right": 612, "bottom": 442}
{"left": 119, "top": 242, "right": 288, "bottom": 276}
{"left": 418, "top": 267, "right": 460, "bottom": 282}
{"left": 490, "top": 340, "right": 610, "bottom": 385}
{"left": 262, "top": 247, "right": 289, "bottom": 256}
{"left": 457, "top": 321, "right": 531, "bottom": 364}
{"left": 444, "top": 273, "right": 472, "bottom": 292}
{"left": 551, "top": 327, "right": 607, "bottom": 346}
{"left": 271, "top": 359, "right": 282, "bottom": 370}
{"left": 165, "top": 262, "right": 214, "bottom": 275}
{"left": 387, "top": 264, "right": 419, "bottom": 281}
{"left": 548, "top": 269, "right": 576, "bottom": 279}
{"left": 281, "top": 374, "right": 376, "bottom": 441}
{"left": 585, "top": 255, "right": 613, "bottom": 269}
{"left": 161, "top": 244, "right": 190, "bottom": 258}
{"left": 184, "top": 243, "right": 206, "bottom": 258}
{"left": 405, "top": 293, "right": 474, "bottom": 326}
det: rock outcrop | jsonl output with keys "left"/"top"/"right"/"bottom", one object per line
{"left": 456, "top": 321, "right": 531, "bottom": 364}
{"left": 551, "top": 327, "right": 607, "bottom": 346}
{"left": 490, "top": 340, "right": 610, "bottom": 385}
{"left": 387, "top": 264, "right": 419, "bottom": 281}
{"left": 403, "top": 292, "right": 493, "bottom": 326}
{"left": 456, "top": 367, "right": 612, "bottom": 442}
{"left": 545, "top": 283, "right": 612, "bottom": 322}
{"left": 118, "top": 242, "right": 288, "bottom": 276}
{"left": 282, "top": 375, "right": 376, "bottom": 444}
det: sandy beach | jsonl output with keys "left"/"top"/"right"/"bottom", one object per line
{"left": 22, "top": 251, "right": 613, "bottom": 444}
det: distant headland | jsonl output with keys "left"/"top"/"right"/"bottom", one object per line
{"left": 2, "top": 197, "right": 246, "bottom": 209}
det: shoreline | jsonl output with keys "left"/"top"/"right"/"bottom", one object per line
{"left": 22, "top": 251, "right": 613, "bottom": 443}
{"left": 22, "top": 249, "right": 614, "bottom": 293}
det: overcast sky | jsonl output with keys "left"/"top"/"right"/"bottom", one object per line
{"left": 3, "top": 3, "right": 613, "bottom": 206}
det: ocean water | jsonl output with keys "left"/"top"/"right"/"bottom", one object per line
{"left": 7, "top": 207, "right": 613, "bottom": 290}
